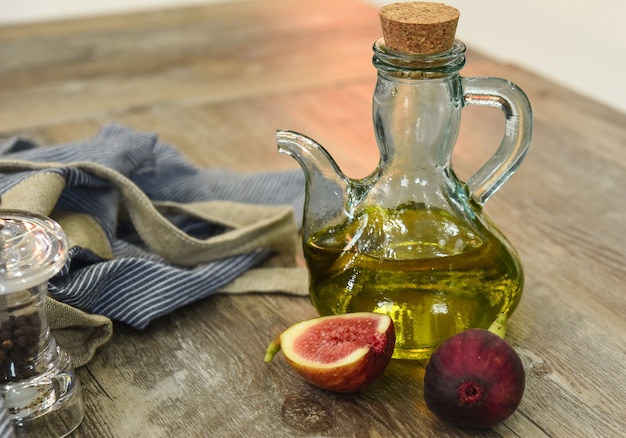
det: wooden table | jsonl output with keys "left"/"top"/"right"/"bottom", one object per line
{"left": 1, "top": 0, "right": 624, "bottom": 436}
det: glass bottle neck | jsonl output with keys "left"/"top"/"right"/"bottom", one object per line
{"left": 371, "top": 38, "right": 466, "bottom": 171}
{"left": 372, "top": 38, "right": 466, "bottom": 78}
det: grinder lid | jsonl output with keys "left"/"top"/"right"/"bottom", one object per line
{"left": 0, "top": 210, "right": 68, "bottom": 294}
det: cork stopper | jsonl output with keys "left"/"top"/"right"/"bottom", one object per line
{"left": 379, "top": 2, "right": 460, "bottom": 55}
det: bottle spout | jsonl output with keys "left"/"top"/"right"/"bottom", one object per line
{"left": 277, "top": 130, "right": 349, "bottom": 222}
{"left": 276, "top": 129, "right": 347, "bottom": 186}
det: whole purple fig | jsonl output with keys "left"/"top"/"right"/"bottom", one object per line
{"left": 423, "top": 323, "right": 525, "bottom": 428}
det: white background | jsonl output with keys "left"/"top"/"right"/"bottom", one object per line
{"left": 1, "top": 0, "right": 625, "bottom": 114}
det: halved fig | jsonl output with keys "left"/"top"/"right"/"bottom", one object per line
{"left": 265, "top": 312, "right": 395, "bottom": 393}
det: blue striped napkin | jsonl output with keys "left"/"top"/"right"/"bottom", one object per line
{"left": 0, "top": 397, "right": 12, "bottom": 438}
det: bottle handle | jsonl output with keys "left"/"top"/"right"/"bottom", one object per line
{"left": 461, "top": 77, "right": 532, "bottom": 206}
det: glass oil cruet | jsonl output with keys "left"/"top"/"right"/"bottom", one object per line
{"left": 277, "top": 2, "right": 532, "bottom": 360}
{"left": 0, "top": 210, "right": 84, "bottom": 436}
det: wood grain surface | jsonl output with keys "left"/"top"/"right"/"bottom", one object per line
{"left": 1, "top": 0, "right": 624, "bottom": 436}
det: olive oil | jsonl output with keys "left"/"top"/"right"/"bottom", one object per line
{"left": 304, "top": 205, "right": 523, "bottom": 360}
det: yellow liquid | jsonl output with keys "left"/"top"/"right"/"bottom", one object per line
{"left": 304, "top": 206, "right": 523, "bottom": 360}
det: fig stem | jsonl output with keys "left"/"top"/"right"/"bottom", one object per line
{"left": 488, "top": 313, "right": 508, "bottom": 339}
{"left": 264, "top": 336, "right": 282, "bottom": 363}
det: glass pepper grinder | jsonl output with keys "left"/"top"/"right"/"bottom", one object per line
{"left": 0, "top": 210, "right": 84, "bottom": 437}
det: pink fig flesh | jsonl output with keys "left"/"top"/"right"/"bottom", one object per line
{"left": 265, "top": 312, "right": 395, "bottom": 393}
{"left": 423, "top": 328, "right": 525, "bottom": 428}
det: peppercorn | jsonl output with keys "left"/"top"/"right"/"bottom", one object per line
{"left": 0, "top": 312, "right": 42, "bottom": 382}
